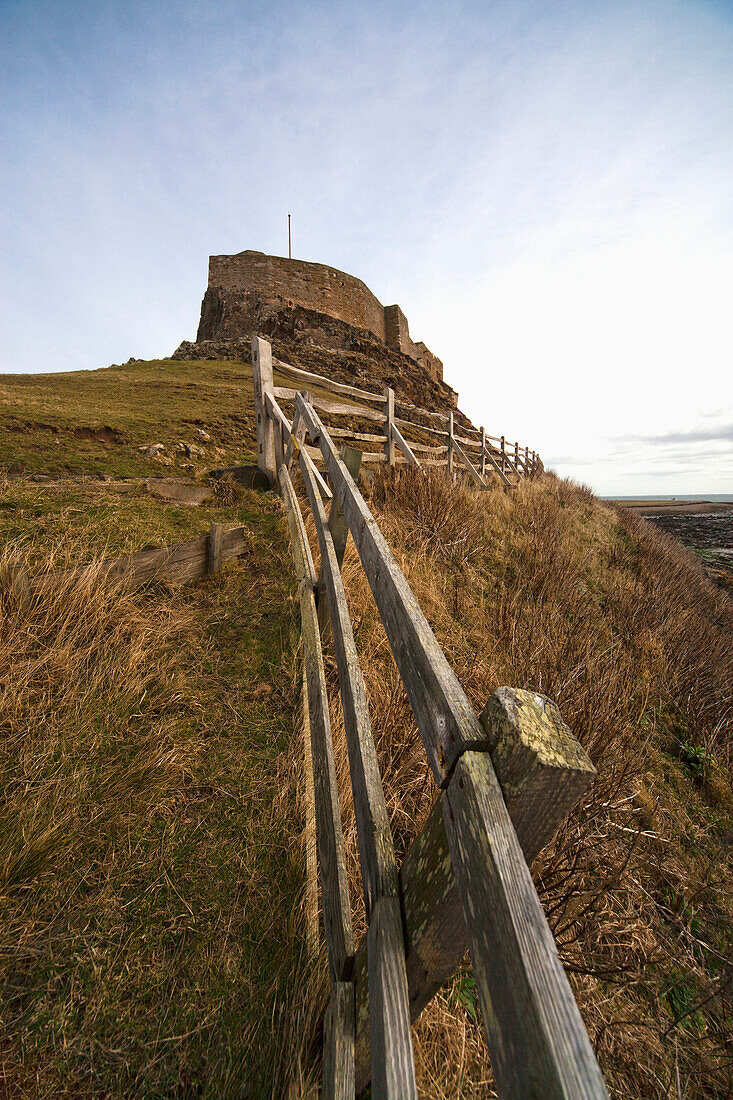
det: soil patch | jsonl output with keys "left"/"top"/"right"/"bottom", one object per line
{"left": 73, "top": 425, "right": 126, "bottom": 444}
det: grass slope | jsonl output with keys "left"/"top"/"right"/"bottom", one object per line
{"left": 0, "top": 360, "right": 320, "bottom": 1097}
{"left": 326, "top": 470, "right": 732, "bottom": 1098}
{"left": 0, "top": 488, "right": 316, "bottom": 1098}
{"left": 0, "top": 357, "right": 730, "bottom": 1098}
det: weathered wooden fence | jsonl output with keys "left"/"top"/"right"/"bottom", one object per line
{"left": 251, "top": 337, "right": 542, "bottom": 491}
{"left": 5, "top": 521, "right": 242, "bottom": 600}
{"left": 251, "top": 337, "right": 608, "bottom": 1098}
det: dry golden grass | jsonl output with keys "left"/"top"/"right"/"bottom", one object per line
{"left": 0, "top": 502, "right": 316, "bottom": 1098}
{"left": 306, "top": 468, "right": 732, "bottom": 1098}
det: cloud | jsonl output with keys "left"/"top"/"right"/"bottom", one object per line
{"left": 619, "top": 424, "right": 733, "bottom": 445}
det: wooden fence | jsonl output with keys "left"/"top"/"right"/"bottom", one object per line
{"left": 251, "top": 337, "right": 542, "bottom": 491}
{"left": 251, "top": 337, "right": 608, "bottom": 1098}
{"left": 6, "top": 522, "right": 244, "bottom": 601}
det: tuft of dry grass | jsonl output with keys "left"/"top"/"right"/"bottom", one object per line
{"left": 0, "top": 498, "right": 314, "bottom": 1098}
{"left": 308, "top": 467, "right": 732, "bottom": 1098}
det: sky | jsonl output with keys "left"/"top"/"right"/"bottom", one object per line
{"left": 1, "top": 0, "right": 731, "bottom": 496}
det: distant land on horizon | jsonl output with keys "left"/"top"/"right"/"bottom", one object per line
{"left": 604, "top": 494, "right": 733, "bottom": 503}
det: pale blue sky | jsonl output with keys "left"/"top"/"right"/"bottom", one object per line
{"left": 1, "top": 0, "right": 731, "bottom": 494}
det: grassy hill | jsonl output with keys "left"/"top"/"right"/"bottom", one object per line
{"left": 0, "top": 355, "right": 731, "bottom": 1098}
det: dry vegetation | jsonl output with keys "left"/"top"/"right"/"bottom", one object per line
{"left": 307, "top": 469, "right": 732, "bottom": 1099}
{"left": 1, "top": 344, "right": 731, "bottom": 1097}
{"left": 0, "top": 496, "right": 317, "bottom": 1098}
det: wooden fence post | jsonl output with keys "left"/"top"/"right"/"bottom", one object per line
{"left": 208, "top": 522, "right": 223, "bottom": 574}
{"left": 515, "top": 440, "right": 519, "bottom": 469}
{"left": 480, "top": 426, "right": 486, "bottom": 480}
{"left": 525, "top": 445, "right": 529, "bottom": 472}
{"left": 383, "top": 386, "right": 396, "bottom": 467}
{"left": 353, "top": 686, "right": 599, "bottom": 1093}
{"left": 447, "top": 411, "right": 454, "bottom": 479}
{"left": 500, "top": 434, "right": 506, "bottom": 473}
{"left": 317, "top": 445, "right": 362, "bottom": 636}
{"left": 322, "top": 982, "right": 355, "bottom": 1100}
{"left": 6, "top": 562, "right": 30, "bottom": 613}
{"left": 251, "top": 336, "right": 276, "bottom": 483}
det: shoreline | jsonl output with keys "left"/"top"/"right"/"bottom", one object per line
{"left": 607, "top": 500, "right": 733, "bottom": 517}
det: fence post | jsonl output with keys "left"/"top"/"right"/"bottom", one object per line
{"left": 322, "top": 982, "right": 355, "bottom": 1100}
{"left": 480, "top": 426, "right": 486, "bottom": 479}
{"left": 6, "top": 562, "right": 30, "bottom": 613}
{"left": 514, "top": 440, "right": 519, "bottom": 470}
{"left": 352, "top": 686, "right": 600, "bottom": 1093}
{"left": 208, "top": 522, "right": 223, "bottom": 574}
{"left": 500, "top": 434, "right": 506, "bottom": 473}
{"left": 251, "top": 336, "right": 276, "bottom": 483}
{"left": 317, "top": 445, "right": 362, "bottom": 636}
{"left": 383, "top": 386, "right": 396, "bottom": 467}
{"left": 447, "top": 411, "right": 454, "bottom": 479}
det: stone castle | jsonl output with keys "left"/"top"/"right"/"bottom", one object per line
{"left": 195, "top": 251, "right": 444, "bottom": 382}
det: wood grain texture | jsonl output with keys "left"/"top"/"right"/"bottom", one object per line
{"left": 296, "top": 394, "right": 488, "bottom": 784}
{"left": 444, "top": 749, "right": 608, "bottom": 1100}
{"left": 29, "top": 527, "right": 251, "bottom": 595}
{"left": 322, "top": 981, "right": 356, "bottom": 1100}
{"left": 393, "top": 415, "right": 447, "bottom": 441}
{"left": 326, "top": 427, "right": 385, "bottom": 444}
{"left": 354, "top": 687, "right": 599, "bottom": 1092}
{"left": 301, "top": 452, "right": 399, "bottom": 914}
{"left": 368, "top": 897, "right": 418, "bottom": 1099}
{"left": 452, "top": 438, "right": 487, "bottom": 488}
{"left": 482, "top": 445, "right": 512, "bottom": 488}
{"left": 278, "top": 464, "right": 354, "bottom": 982}
{"left": 208, "top": 522, "right": 223, "bottom": 574}
{"left": 317, "top": 446, "right": 362, "bottom": 637}
{"left": 311, "top": 394, "right": 385, "bottom": 423}
{"left": 274, "top": 356, "right": 387, "bottom": 405}
{"left": 390, "top": 422, "right": 421, "bottom": 467}
{"left": 301, "top": 667, "right": 319, "bottom": 959}
{"left": 393, "top": 397, "right": 448, "bottom": 423}
{"left": 284, "top": 403, "right": 305, "bottom": 470}
{"left": 251, "top": 336, "right": 276, "bottom": 482}
{"left": 453, "top": 432, "right": 483, "bottom": 450}
{"left": 265, "top": 389, "right": 332, "bottom": 499}
{"left": 383, "top": 386, "right": 396, "bottom": 467}
{"left": 447, "top": 411, "right": 454, "bottom": 479}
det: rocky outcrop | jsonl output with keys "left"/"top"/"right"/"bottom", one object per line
{"left": 173, "top": 297, "right": 460, "bottom": 415}
{"left": 198, "top": 251, "right": 444, "bottom": 383}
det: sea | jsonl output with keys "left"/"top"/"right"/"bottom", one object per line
{"left": 604, "top": 494, "right": 733, "bottom": 503}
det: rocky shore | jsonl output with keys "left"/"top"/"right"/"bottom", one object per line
{"left": 623, "top": 503, "right": 733, "bottom": 593}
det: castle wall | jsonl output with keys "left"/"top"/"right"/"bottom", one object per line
{"left": 202, "top": 250, "right": 443, "bottom": 382}
{"left": 208, "top": 252, "right": 387, "bottom": 343}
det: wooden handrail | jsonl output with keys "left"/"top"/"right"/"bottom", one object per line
{"left": 279, "top": 463, "right": 353, "bottom": 984}
{"left": 274, "top": 356, "right": 388, "bottom": 404}
{"left": 290, "top": 395, "right": 607, "bottom": 1097}
{"left": 254, "top": 339, "right": 603, "bottom": 1098}
{"left": 261, "top": 340, "right": 542, "bottom": 482}
{"left": 300, "top": 453, "right": 417, "bottom": 1094}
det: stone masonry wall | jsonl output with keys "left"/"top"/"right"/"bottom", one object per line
{"left": 200, "top": 251, "right": 443, "bottom": 382}
{"left": 208, "top": 252, "right": 387, "bottom": 343}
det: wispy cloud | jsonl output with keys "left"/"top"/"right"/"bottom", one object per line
{"left": 620, "top": 424, "right": 733, "bottom": 445}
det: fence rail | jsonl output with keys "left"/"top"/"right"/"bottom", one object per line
{"left": 251, "top": 337, "right": 608, "bottom": 1098}
{"left": 3, "top": 522, "right": 244, "bottom": 601}
{"left": 256, "top": 341, "right": 543, "bottom": 488}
